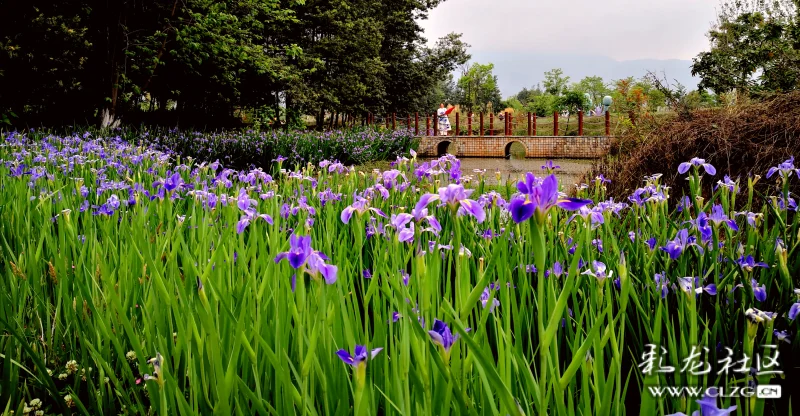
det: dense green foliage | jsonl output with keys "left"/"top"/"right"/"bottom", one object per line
{"left": 454, "top": 63, "right": 503, "bottom": 114}
{"left": 0, "top": 1, "right": 469, "bottom": 128}
{"left": 692, "top": 0, "right": 800, "bottom": 94}
{"left": 1, "top": 131, "right": 798, "bottom": 415}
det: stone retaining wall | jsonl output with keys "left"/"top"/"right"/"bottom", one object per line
{"left": 418, "top": 136, "right": 613, "bottom": 159}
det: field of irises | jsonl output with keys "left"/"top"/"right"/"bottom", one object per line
{"left": 0, "top": 130, "right": 798, "bottom": 416}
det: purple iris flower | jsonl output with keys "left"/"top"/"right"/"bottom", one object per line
{"left": 428, "top": 320, "right": 469, "bottom": 353}
{"left": 751, "top": 279, "right": 767, "bottom": 302}
{"left": 592, "top": 238, "right": 604, "bottom": 253}
{"left": 677, "top": 157, "right": 716, "bottom": 175}
{"left": 735, "top": 211, "right": 761, "bottom": 227}
{"left": 736, "top": 255, "right": 769, "bottom": 272}
{"left": 480, "top": 287, "right": 500, "bottom": 312}
{"left": 410, "top": 203, "right": 442, "bottom": 235}
{"left": 237, "top": 188, "right": 254, "bottom": 211}
{"left": 715, "top": 175, "right": 738, "bottom": 193}
{"left": 508, "top": 173, "right": 591, "bottom": 223}
{"left": 676, "top": 195, "right": 692, "bottom": 213}
{"left": 94, "top": 194, "right": 120, "bottom": 216}
{"left": 400, "top": 270, "right": 410, "bottom": 286}
{"left": 362, "top": 269, "right": 372, "bottom": 279}
{"left": 541, "top": 160, "right": 560, "bottom": 171}
{"left": 8, "top": 163, "right": 28, "bottom": 177}
{"left": 381, "top": 169, "right": 405, "bottom": 189}
{"left": 390, "top": 213, "right": 416, "bottom": 243}
{"left": 275, "top": 235, "right": 311, "bottom": 269}
{"left": 340, "top": 194, "right": 387, "bottom": 224}
{"left": 568, "top": 205, "right": 605, "bottom": 227}
{"left": 707, "top": 204, "right": 738, "bottom": 231}
{"left": 235, "top": 199, "right": 274, "bottom": 234}
{"left": 774, "top": 330, "right": 791, "bottom": 343}
{"left": 789, "top": 303, "right": 800, "bottom": 321}
{"left": 654, "top": 272, "right": 669, "bottom": 298}
{"left": 236, "top": 212, "right": 274, "bottom": 234}
{"left": 581, "top": 260, "right": 612, "bottom": 283}
{"left": 628, "top": 185, "right": 666, "bottom": 206}
{"left": 746, "top": 308, "right": 777, "bottom": 324}
{"left": 415, "top": 184, "right": 485, "bottom": 223}
{"left": 646, "top": 237, "right": 658, "bottom": 251}
{"left": 389, "top": 312, "right": 402, "bottom": 323}
{"left": 777, "top": 195, "right": 798, "bottom": 212}
{"left": 390, "top": 213, "right": 413, "bottom": 229}
{"left": 163, "top": 172, "right": 184, "bottom": 192}
{"left": 595, "top": 174, "right": 610, "bottom": 184}
{"left": 766, "top": 156, "right": 798, "bottom": 179}
{"left": 550, "top": 261, "right": 563, "bottom": 278}
{"left": 667, "top": 390, "right": 737, "bottom": 416}
{"left": 398, "top": 223, "right": 415, "bottom": 243}
{"left": 107, "top": 194, "right": 120, "bottom": 211}
{"left": 677, "top": 277, "right": 717, "bottom": 296}
{"left": 661, "top": 229, "right": 699, "bottom": 260}
{"left": 274, "top": 235, "right": 338, "bottom": 285}
{"left": 336, "top": 345, "right": 382, "bottom": 367}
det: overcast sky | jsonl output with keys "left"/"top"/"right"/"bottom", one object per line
{"left": 420, "top": 0, "right": 719, "bottom": 60}
{"left": 419, "top": 0, "right": 721, "bottom": 94}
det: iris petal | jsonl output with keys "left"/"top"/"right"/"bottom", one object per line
{"left": 556, "top": 198, "right": 592, "bottom": 211}
{"left": 509, "top": 197, "right": 535, "bottom": 223}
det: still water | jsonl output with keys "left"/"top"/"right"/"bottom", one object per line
{"left": 426, "top": 157, "right": 596, "bottom": 187}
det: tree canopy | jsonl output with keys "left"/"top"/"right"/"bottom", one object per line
{"left": 455, "top": 62, "right": 503, "bottom": 114}
{"left": 692, "top": 0, "right": 800, "bottom": 94}
{"left": 0, "top": 0, "right": 469, "bottom": 127}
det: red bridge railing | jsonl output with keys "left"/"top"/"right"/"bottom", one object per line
{"left": 359, "top": 111, "right": 611, "bottom": 137}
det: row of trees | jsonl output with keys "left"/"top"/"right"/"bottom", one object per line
{"left": 0, "top": 0, "right": 470, "bottom": 128}
{"left": 471, "top": 68, "right": 714, "bottom": 120}
{"left": 427, "top": 0, "right": 800, "bottom": 124}
{"left": 692, "top": 0, "right": 800, "bottom": 95}
{"left": 417, "top": 63, "right": 719, "bottom": 126}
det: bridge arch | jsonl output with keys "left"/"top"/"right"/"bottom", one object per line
{"left": 504, "top": 140, "right": 527, "bottom": 159}
{"left": 436, "top": 140, "right": 456, "bottom": 156}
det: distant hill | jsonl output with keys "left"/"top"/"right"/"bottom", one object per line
{"left": 467, "top": 51, "right": 701, "bottom": 98}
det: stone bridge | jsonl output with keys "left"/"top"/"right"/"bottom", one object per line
{"left": 417, "top": 135, "right": 613, "bottom": 159}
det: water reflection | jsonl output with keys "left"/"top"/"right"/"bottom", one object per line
{"left": 425, "top": 157, "right": 595, "bottom": 186}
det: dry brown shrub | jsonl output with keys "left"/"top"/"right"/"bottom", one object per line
{"left": 594, "top": 91, "right": 800, "bottom": 201}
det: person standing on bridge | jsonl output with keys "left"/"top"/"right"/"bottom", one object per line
{"left": 437, "top": 103, "right": 454, "bottom": 136}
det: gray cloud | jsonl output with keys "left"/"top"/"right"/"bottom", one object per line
{"left": 421, "top": 0, "right": 718, "bottom": 60}
{"left": 420, "top": 0, "right": 720, "bottom": 95}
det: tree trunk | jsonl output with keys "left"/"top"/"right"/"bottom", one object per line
{"left": 316, "top": 108, "right": 325, "bottom": 131}
{"left": 284, "top": 92, "right": 292, "bottom": 132}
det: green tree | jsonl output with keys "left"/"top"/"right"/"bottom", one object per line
{"left": 417, "top": 74, "right": 458, "bottom": 113}
{"left": 574, "top": 76, "right": 610, "bottom": 107}
{"left": 691, "top": 0, "right": 800, "bottom": 94}
{"left": 456, "top": 62, "right": 503, "bottom": 113}
{"left": 542, "top": 68, "right": 571, "bottom": 96}
{"left": 556, "top": 89, "right": 590, "bottom": 134}
{"left": 526, "top": 94, "right": 557, "bottom": 117}
{"left": 0, "top": 0, "right": 470, "bottom": 128}
{"left": 0, "top": 0, "right": 302, "bottom": 127}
